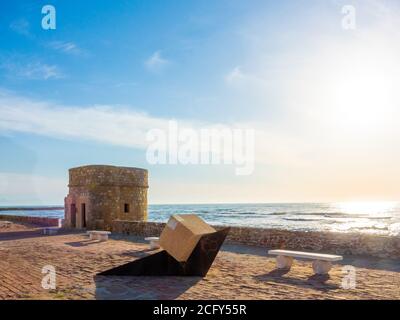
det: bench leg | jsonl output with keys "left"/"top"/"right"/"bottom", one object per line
{"left": 98, "top": 234, "right": 108, "bottom": 242}
{"left": 312, "top": 260, "right": 332, "bottom": 274}
{"left": 276, "top": 255, "right": 293, "bottom": 269}
{"left": 149, "top": 240, "right": 160, "bottom": 250}
{"left": 90, "top": 234, "right": 99, "bottom": 240}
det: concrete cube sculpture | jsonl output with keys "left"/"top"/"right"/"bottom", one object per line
{"left": 99, "top": 214, "right": 230, "bottom": 277}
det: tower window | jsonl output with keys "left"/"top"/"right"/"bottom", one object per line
{"left": 124, "top": 203, "right": 130, "bottom": 213}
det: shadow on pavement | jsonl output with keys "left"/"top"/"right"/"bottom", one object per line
{"left": 94, "top": 275, "right": 200, "bottom": 300}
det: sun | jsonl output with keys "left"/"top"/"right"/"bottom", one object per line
{"left": 296, "top": 37, "right": 400, "bottom": 140}
{"left": 323, "top": 54, "right": 396, "bottom": 135}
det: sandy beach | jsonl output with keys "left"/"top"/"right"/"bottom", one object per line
{"left": 0, "top": 221, "right": 399, "bottom": 300}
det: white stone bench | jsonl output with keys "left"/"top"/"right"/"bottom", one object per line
{"left": 0, "top": 221, "right": 12, "bottom": 228}
{"left": 268, "top": 249, "right": 343, "bottom": 274}
{"left": 87, "top": 230, "right": 111, "bottom": 241}
{"left": 144, "top": 237, "right": 160, "bottom": 250}
{"left": 43, "top": 227, "right": 59, "bottom": 235}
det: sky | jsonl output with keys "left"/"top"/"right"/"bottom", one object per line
{"left": 1, "top": 0, "right": 400, "bottom": 205}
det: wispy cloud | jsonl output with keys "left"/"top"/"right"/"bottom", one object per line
{"left": 225, "top": 66, "right": 270, "bottom": 89}
{"left": 225, "top": 66, "right": 244, "bottom": 84}
{"left": 145, "top": 51, "right": 169, "bottom": 72}
{"left": 0, "top": 91, "right": 311, "bottom": 168}
{"left": 9, "top": 18, "right": 31, "bottom": 37}
{"left": 47, "top": 41, "right": 86, "bottom": 56}
{"left": 0, "top": 91, "right": 165, "bottom": 148}
{"left": 0, "top": 61, "right": 64, "bottom": 80}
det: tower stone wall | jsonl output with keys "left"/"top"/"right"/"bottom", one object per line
{"left": 64, "top": 165, "right": 148, "bottom": 230}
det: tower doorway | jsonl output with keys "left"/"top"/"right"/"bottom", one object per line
{"left": 81, "top": 203, "right": 87, "bottom": 228}
{"left": 70, "top": 204, "right": 76, "bottom": 228}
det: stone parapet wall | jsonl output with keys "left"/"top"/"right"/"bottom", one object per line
{"left": 113, "top": 220, "right": 164, "bottom": 236}
{"left": 68, "top": 165, "right": 148, "bottom": 188}
{"left": 112, "top": 220, "right": 400, "bottom": 259}
{"left": 0, "top": 215, "right": 60, "bottom": 227}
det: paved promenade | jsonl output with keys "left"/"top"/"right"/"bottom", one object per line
{"left": 0, "top": 222, "right": 399, "bottom": 299}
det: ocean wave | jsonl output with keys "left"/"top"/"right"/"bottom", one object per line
{"left": 269, "top": 211, "right": 393, "bottom": 219}
{"left": 268, "top": 212, "right": 288, "bottom": 216}
{"left": 283, "top": 217, "right": 325, "bottom": 222}
{"left": 388, "top": 223, "right": 400, "bottom": 236}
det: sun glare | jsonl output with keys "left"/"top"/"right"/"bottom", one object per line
{"left": 335, "top": 201, "right": 397, "bottom": 215}
{"left": 300, "top": 39, "right": 400, "bottom": 139}
{"left": 326, "top": 61, "right": 395, "bottom": 133}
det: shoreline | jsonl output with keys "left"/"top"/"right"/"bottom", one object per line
{"left": 0, "top": 211, "right": 399, "bottom": 236}
{"left": 1, "top": 203, "right": 399, "bottom": 238}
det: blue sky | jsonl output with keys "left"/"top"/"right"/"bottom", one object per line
{"left": 1, "top": 0, "right": 400, "bottom": 205}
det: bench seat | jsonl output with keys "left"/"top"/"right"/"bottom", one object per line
{"left": 268, "top": 250, "right": 343, "bottom": 261}
{"left": 87, "top": 230, "right": 111, "bottom": 241}
{"left": 43, "top": 227, "right": 60, "bottom": 235}
{"left": 268, "top": 249, "right": 343, "bottom": 274}
{"left": 144, "top": 237, "right": 160, "bottom": 250}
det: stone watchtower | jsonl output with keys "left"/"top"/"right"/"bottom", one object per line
{"left": 64, "top": 165, "right": 148, "bottom": 230}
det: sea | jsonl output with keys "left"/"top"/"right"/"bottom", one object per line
{"left": 1, "top": 202, "right": 400, "bottom": 236}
